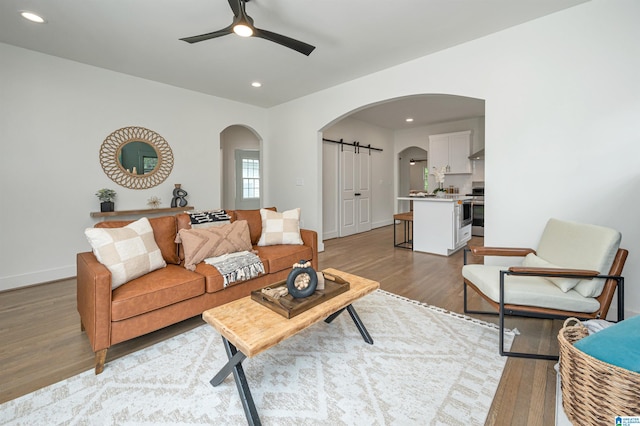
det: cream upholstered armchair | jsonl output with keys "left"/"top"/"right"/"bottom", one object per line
{"left": 462, "top": 218, "right": 627, "bottom": 360}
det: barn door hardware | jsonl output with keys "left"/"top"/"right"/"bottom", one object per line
{"left": 322, "top": 138, "right": 383, "bottom": 155}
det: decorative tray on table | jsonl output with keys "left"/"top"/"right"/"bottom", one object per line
{"left": 251, "top": 271, "right": 350, "bottom": 319}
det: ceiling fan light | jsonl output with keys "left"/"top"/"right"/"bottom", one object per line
{"left": 233, "top": 24, "right": 253, "bottom": 37}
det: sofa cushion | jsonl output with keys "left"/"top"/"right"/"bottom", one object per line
{"left": 521, "top": 253, "right": 581, "bottom": 292}
{"left": 176, "top": 220, "right": 252, "bottom": 271}
{"left": 95, "top": 215, "right": 180, "bottom": 265}
{"left": 462, "top": 264, "right": 601, "bottom": 313}
{"left": 257, "top": 208, "right": 303, "bottom": 246}
{"left": 111, "top": 265, "right": 204, "bottom": 321}
{"left": 195, "top": 263, "right": 230, "bottom": 293}
{"left": 254, "top": 244, "right": 313, "bottom": 275}
{"left": 536, "top": 218, "right": 621, "bottom": 298}
{"left": 233, "top": 207, "right": 276, "bottom": 245}
{"left": 85, "top": 217, "right": 167, "bottom": 289}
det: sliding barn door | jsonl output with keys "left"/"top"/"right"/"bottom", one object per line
{"left": 340, "top": 144, "right": 371, "bottom": 237}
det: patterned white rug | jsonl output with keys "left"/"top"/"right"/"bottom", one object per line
{"left": 1, "top": 290, "right": 513, "bottom": 425}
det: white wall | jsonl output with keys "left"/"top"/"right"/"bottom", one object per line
{"left": 0, "top": 43, "right": 266, "bottom": 291}
{"left": 266, "top": 0, "right": 640, "bottom": 317}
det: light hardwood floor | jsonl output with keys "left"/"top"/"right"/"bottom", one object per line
{"left": 0, "top": 225, "right": 560, "bottom": 425}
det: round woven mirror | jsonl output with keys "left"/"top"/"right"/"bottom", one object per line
{"left": 100, "top": 126, "right": 174, "bottom": 189}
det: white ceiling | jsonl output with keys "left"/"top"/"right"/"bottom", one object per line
{"left": 1, "top": 0, "right": 586, "bottom": 124}
{"left": 349, "top": 94, "right": 486, "bottom": 129}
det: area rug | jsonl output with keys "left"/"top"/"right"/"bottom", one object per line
{"left": 1, "top": 290, "right": 514, "bottom": 425}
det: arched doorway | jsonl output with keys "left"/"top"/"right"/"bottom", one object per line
{"left": 320, "top": 94, "right": 484, "bottom": 240}
{"left": 398, "top": 146, "right": 428, "bottom": 213}
{"left": 220, "top": 125, "right": 262, "bottom": 210}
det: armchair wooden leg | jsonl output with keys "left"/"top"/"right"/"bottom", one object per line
{"left": 95, "top": 349, "right": 107, "bottom": 375}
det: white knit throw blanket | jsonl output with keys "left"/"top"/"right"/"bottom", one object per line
{"left": 204, "top": 251, "right": 265, "bottom": 287}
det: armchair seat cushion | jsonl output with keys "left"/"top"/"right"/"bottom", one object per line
{"left": 462, "top": 265, "right": 601, "bottom": 313}
{"left": 111, "top": 265, "right": 204, "bottom": 321}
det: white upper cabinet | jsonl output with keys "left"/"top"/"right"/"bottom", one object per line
{"left": 428, "top": 130, "right": 472, "bottom": 174}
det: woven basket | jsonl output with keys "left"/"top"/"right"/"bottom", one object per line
{"left": 558, "top": 318, "right": 640, "bottom": 425}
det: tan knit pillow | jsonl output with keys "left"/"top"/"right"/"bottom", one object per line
{"left": 176, "top": 220, "right": 252, "bottom": 271}
{"left": 84, "top": 217, "right": 166, "bottom": 289}
{"left": 257, "top": 208, "right": 303, "bottom": 246}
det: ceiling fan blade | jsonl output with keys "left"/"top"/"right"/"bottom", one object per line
{"left": 227, "top": 0, "right": 241, "bottom": 17}
{"left": 253, "top": 27, "right": 316, "bottom": 56}
{"left": 180, "top": 25, "right": 233, "bottom": 44}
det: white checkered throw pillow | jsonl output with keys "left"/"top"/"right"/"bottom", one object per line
{"left": 257, "top": 208, "right": 303, "bottom": 246}
{"left": 84, "top": 217, "right": 166, "bottom": 289}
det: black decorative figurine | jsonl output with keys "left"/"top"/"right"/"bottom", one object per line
{"left": 171, "top": 184, "right": 188, "bottom": 208}
{"left": 286, "top": 260, "right": 318, "bottom": 298}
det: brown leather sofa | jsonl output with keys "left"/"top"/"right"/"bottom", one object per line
{"left": 77, "top": 208, "right": 318, "bottom": 374}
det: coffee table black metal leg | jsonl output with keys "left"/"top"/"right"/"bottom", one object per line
{"left": 210, "top": 337, "right": 261, "bottom": 426}
{"left": 324, "top": 307, "right": 346, "bottom": 324}
{"left": 324, "top": 304, "right": 373, "bottom": 345}
{"left": 346, "top": 305, "right": 373, "bottom": 344}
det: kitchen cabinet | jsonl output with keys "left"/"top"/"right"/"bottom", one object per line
{"left": 428, "top": 130, "right": 471, "bottom": 174}
{"left": 397, "top": 196, "right": 472, "bottom": 256}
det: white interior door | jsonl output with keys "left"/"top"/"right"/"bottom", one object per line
{"left": 340, "top": 145, "right": 371, "bottom": 237}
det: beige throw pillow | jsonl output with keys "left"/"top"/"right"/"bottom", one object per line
{"left": 257, "top": 208, "right": 303, "bottom": 246}
{"left": 521, "top": 253, "right": 581, "bottom": 292}
{"left": 84, "top": 217, "right": 166, "bottom": 289}
{"left": 176, "top": 220, "right": 252, "bottom": 271}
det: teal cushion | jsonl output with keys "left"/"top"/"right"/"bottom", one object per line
{"left": 574, "top": 315, "right": 640, "bottom": 373}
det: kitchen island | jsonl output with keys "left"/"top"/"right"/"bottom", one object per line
{"left": 397, "top": 196, "right": 472, "bottom": 256}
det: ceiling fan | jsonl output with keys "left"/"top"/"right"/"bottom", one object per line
{"left": 180, "top": 0, "right": 316, "bottom": 56}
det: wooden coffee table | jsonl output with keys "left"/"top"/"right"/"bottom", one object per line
{"left": 202, "top": 268, "right": 380, "bottom": 426}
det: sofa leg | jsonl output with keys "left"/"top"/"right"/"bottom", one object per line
{"left": 95, "top": 349, "right": 107, "bottom": 375}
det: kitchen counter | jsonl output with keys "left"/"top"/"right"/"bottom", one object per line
{"left": 397, "top": 196, "right": 472, "bottom": 256}
{"left": 398, "top": 195, "right": 472, "bottom": 203}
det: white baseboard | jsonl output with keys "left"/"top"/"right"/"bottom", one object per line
{"left": 322, "top": 231, "right": 339, "bottom": 240}
{"left": 0, "top": 265, "right": 75, "bottom": 292}
{"left": 372, "top": 219, "right": 393, "bottom": 229}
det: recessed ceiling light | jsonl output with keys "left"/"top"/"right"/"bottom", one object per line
{"left": 405, "top": 118, "right": 414, "bottom": 122}
{"left": 251, "top": 82, "right": 262, "bottom": 88}
{"left": 20, "top": 11, "right": 46, "bottom": 24}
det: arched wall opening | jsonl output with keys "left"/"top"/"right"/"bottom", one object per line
{"left": 319, "top": 93, "right": 485, "bottom": 241}
{"left": 220, "top": 124, "right": 263, "bottom": 210}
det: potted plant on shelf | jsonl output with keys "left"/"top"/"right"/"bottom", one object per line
{"left": 96, "top": 188, "right": 117, "bottom": 212}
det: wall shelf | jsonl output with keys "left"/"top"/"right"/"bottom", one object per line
{"left": 90, "top": 206, "right": 194, "bottom": 218}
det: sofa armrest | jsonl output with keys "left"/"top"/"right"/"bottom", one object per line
{"left": 300, "top": 229, "right": 318, "bottom": 270}
{"left": 467, "top": 245, "right": 536, "bottom": 257}
{"left": 76, "top": 252, "right": 113, "bottom": 352}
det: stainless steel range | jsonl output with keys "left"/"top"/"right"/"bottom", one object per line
{"left": 467, "top": 184, "right": 484, "bottom": 236}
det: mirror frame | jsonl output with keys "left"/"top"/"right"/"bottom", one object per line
{"left": 99, "top": 126, "right": 174, "bottom": 189}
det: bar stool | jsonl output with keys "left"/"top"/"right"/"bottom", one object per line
{"left": 393, "top": 212, "right": 413, "bottom": 249}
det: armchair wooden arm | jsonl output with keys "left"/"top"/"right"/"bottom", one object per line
{"left": 508, "top": 266, "right": 600, "bottom": 278}
{"left": 467, "top": 245, "right": 536, "bottom": 257}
